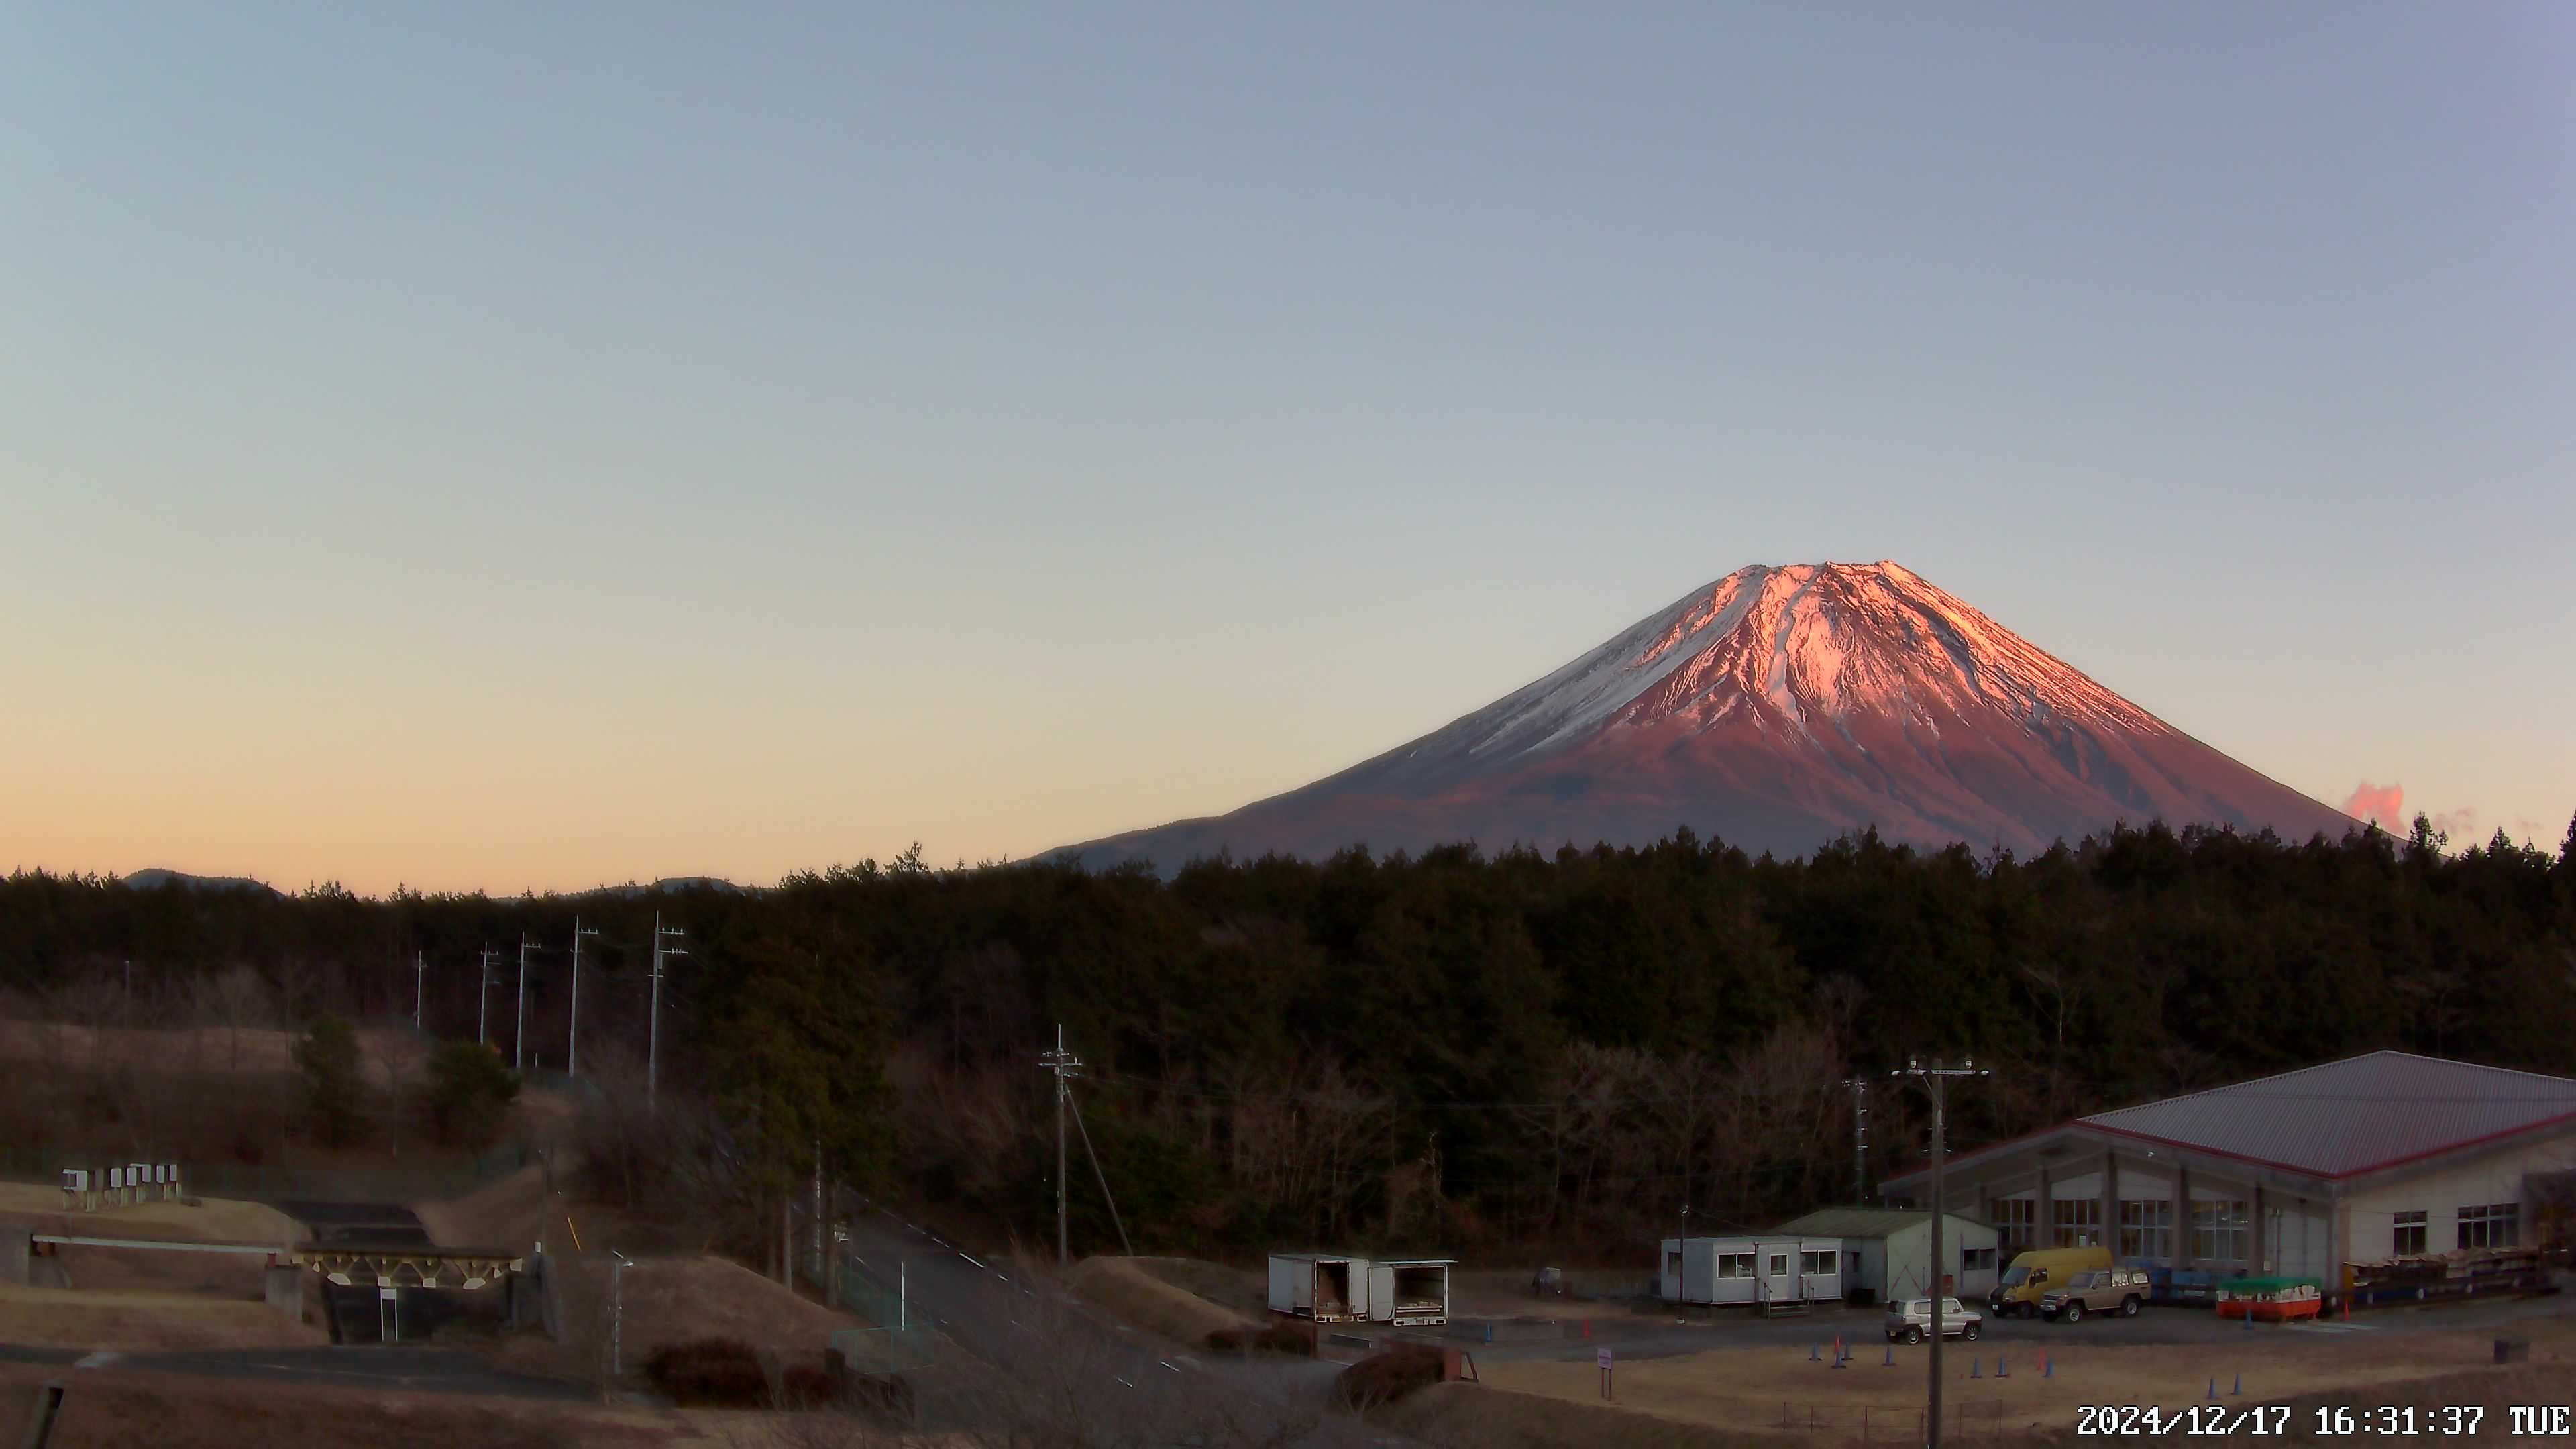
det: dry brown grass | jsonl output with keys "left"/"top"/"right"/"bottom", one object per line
{"left": 417, "top": 1163, "right": 556, "bottom": 1251}
{"left": 0, "top": 1283, "right": 323, "bottom": 1352}
{"left": 0, "top": 1361, "right": 729, "bottom": 1448}
{"left": 1131, "top": 1256, "right": 1267, "bottom": 1317}
{"left": 1069, "top": 1256, "right": 1256, "bottom": 1346}
{"left": 0, "top": 1182, "right": 300, "bottom": 1246}
{"left": 1380, "top": 1381, "right": 1798, "bottom": 1448}
{"left": 0, "top": 1020, "right": 426, "bottom": 1079}
{"left": 1479, "top": 1318, "right": 2576, "bottom": 1442}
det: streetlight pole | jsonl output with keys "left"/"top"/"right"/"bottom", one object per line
{"left": 414, "top": 951, "right": 427, "bottom": 1033}
{"left": 515, "top": 934, "right": 539, "bottom": 1072}
{"left": 1039, "top": 1026, "right": 1083, "bottom": 1265}
{"left": 568, "top": 918, "right": 600, "bottom": 1079}
{"left": 477, "top": 944, "right": 498, "bottom": 1047}
{"left": 648, "top": 914, "right": 687, "bottom": 1110}
{"left": 1894, "top": 1057, "right": 1988, "bottom": 1449}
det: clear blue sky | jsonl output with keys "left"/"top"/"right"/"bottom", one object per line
{"left": 5, "top": 3, "right": 2570, "bottom": 892}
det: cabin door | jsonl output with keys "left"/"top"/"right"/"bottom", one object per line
{"left": 1762, "top": 1248, "right": 1797, "bottom": 1304}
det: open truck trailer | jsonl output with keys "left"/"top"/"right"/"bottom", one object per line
{"left": 1368, "top": 1258, "right": 1452, "bottom": 1327}
{"left": 1268, "top": 1253, "right": 1370, "bottom": 1323}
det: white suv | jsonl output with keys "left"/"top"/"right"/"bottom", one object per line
{"left": 1883, "top": 1297, "right": 1984, "bottom": 1344}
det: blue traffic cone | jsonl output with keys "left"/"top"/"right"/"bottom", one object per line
{"left": 1809, "top": 1342, "right": 1821, "bottom": 1362}
{"left": 2207, "top": 1379, "right": 2218, "bottom": 1400}
{"left": 1883, "top": 1345, "right": 1895, "bottom": 1367}
{"left": 2043, "top": 1355, "right": 2053, "bottom": 1379}
{"left": 2233, "top": 1374, "right": 2243, "bottom": 1396}
{"left": 1969, "top": 1356, "right": 1982, "bottom": 1379}
{"left": 1996, "top": 1354, "right": 2008, "bottom": 1378}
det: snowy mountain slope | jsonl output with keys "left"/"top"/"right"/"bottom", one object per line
{"left": 1062, "top": 562, "right": 2360, "bottom": 871}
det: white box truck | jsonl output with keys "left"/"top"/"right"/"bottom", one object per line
{"left": 1267, "top": 1253, "right": 1371, "bottom": 1323}
{"left": 1367, "top": 1259, "right": 1452, "bottom": 1327}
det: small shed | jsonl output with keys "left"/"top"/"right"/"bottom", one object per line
{"left": 1267, "top": 1253, "right": 1370, "bottom": 1322}
{"left": 1658, "top": 1235, "right": 1842, "bottom": 1307}
{"left": 1366, "top": 1259, "right": 1452, "bottom": 1326}
{"left": 1772, "top": 1208, "right": 2000, "bottom": 1306}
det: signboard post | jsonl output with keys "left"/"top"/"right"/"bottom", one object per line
{"left": 1598, "top": 1346, "right": 1613, "bottom": 1401}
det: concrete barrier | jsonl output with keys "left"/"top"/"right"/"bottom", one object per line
{"left": 265, "top": 1265, "right": 305, "bottom": 1320}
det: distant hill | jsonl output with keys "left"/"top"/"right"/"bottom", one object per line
{"left": 1061, "top": 560, "right": 2359, "bottom": 873}
{"left": 123, "top": 869, "right": 281, "bottom": 897}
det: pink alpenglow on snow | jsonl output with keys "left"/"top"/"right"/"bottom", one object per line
{"left": 1064, "top": 561, "right": 2365, "bottom": 871}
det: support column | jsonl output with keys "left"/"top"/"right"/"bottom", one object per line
{"left": 2100, "top": 1155, "right": 2121, "bottom": 1256}
{"left": 2250, "top": 1185, "right": 2267, "bottom": 1273}
{"left": 2176, "top": 1163, "right": 2195, "bottom": 1271}
{"left": 2036, "top": 1163, "right": 2055, "bottom": 1249}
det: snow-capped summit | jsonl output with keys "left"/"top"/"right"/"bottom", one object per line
{"left": 1064, "top": 562, "right": 2360, "bottom": 871}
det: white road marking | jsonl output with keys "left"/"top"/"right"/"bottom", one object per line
{"left": 74, "top": 1352, "right": 123, "bottom": 1369}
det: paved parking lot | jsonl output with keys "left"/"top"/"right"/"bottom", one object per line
{"left": 1461, "top": 1282, "right": 2576, "bottom": 1362}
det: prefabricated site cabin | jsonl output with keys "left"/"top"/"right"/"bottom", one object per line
{"left": 1367, "top": 1259, "right": 1452, "bottom": 1327}
{"left": 1267, "top": 1254, "right": 1369, "bottom": 1323}
{"left": 1657, "top": 1235, "right": 1841, "bottom": 1308}
{"left": 1770, "top": 1208, "right": 2000, "bottom": 1306}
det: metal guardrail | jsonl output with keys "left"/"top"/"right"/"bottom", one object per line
{"left": 32, "top": 1234, "right": 284, "bottom": 1256}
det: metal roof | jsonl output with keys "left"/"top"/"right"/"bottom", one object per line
{"left": 1774, "top": 1208, "right": 1996, "bottom": 1239}
{"left": 2078, "top": 1051, "right": 2576, "bottom": 1179}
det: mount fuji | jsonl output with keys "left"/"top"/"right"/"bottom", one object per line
{"left": 1061, "top": 561, "right": 2360, "bottom": 872}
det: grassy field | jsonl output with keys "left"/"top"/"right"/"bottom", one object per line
{"left": 1479, "top": 1317, "right": 2576, "bottom": 1443}
{"left": 0, "top": 1282, "right": 321, "bottom": 1352}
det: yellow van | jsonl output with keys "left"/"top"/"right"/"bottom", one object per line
{"left": 1987, "top": 1246, "right": 2114, "bottom": 1319}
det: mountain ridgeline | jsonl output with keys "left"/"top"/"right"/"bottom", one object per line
{"left": 1064, "top": 561, "right": 2359, "bottom": 873}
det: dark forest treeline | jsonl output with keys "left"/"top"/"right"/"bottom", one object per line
{"left": 5, "top": 816, "right": 2573, "bottom": 1259}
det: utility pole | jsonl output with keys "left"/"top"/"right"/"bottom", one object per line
{"left": 1893, "top": 1057, "right": 1988, "bottom": 1449}
{"left": 1039, "top": 1025, "right": 1083, "bottom": 1265}
{"left": 478, "top": 945, "right": 500, "bottom": 1047}
{"left": 414, "top": 951, "right": 427, "bottom": 1032}
{"left": 568, "top": 918, "right": 600, "bottom": 1079}
{"left": 1856, "top": 1077, "right": 1870, "bottom": 1205}
{"left": 648, "top": 914, "right": 687, "bottom": 1110}
{"left": 515, "top": 934, "right": 540, "bottom": 1072}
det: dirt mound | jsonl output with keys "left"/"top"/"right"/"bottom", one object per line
{"left": 1070, "top": 1256, "right": 1256, "bottom": 1346}
{"left": 559, "top": 1254, "right": 855, "bottom": 1368}
{"left": 1381, "top": 1381, "right": 1772, "bottom": 1449}
{"left": 1133, "top": 1256, "right": 1267, "bottom": 1317}
{"left": 415, "top": 1164, "right": 555, "bottom": 1251}
{"left": 0, "top": 1284, "right": 325, "bottom": 1352}
{"left": 0, "top": 1183, "right": 300, "bottom": 1246}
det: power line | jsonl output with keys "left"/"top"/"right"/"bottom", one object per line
{"left": 1040, "top": 1024, "right": 1083, "bottom": 1266}
{"left": 648, "top": 914, "right": 687, "bottom": 1111}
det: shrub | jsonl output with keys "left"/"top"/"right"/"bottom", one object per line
{"left": 643, "top": 1337, "right": 769, "bottom": 1407}
{"left": 1204, "top": 1322, "right": 1315, "bottom": 1356}
{"left": 1336, "top": 1344, "right": 1446, "bottom": 1409}
{"left": 776, "top": 1363, "right": 836, "bottom": 1408}
{"left": 423, "top": 1038, "right": 521, "bottom": 1149}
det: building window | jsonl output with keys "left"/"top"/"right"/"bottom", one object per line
{"left": 2459, "top": 1203, "right": 2520, "bottom": 1250}
{"left": 2190, "top": 1201, "right": 2248, "bottom": 1261}
{"left": 1768, "top": 1253, "right": 1789, "bottom": 1277}
{"left": 1992, "top": 1199, "right": 2035, "bottom": 1253}
{"left": 1717, "top": 1253, "right": 1754, "bottom": 1279}
{"left": 1801, "top": 1250, "right": 1835, "bottom": 1275}
{"left": 2052, "top": 1198, "right": 2103, "bottom": 1248}
{"left": 2392, "top": 1210, "right": 2427, "bottom": 1256}
{"left": 1959, "top": 1246, "right": 1996, "bottom": 1271}
{"left": 2119, "top": 1200, "right": 2174, "bottom": 1260}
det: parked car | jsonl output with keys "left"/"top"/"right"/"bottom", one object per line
{"left": 1884, "top": 1296, "right": 1984, "bottom": 1344}
{"left": 2039, "top": 1266, "right": 2148, "bottom": 1323}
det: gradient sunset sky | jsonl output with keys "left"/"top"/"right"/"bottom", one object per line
{"left": 6, "top": 3, "right": 2571, "bottom": 896}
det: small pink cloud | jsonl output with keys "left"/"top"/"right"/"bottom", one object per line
{"left": 2343, "top": 782, "right": 2406, "bottom": 832}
